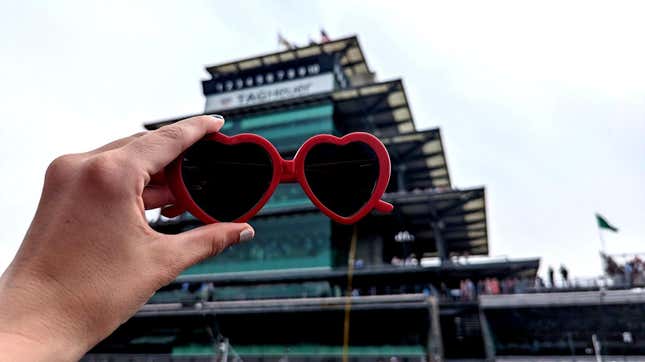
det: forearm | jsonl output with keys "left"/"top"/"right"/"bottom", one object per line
{"left": 0, "top": 272, "right": 91, "bottom": 361}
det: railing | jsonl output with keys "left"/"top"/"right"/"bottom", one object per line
{"left": 148, "top": 275, "right": 645, "bottom": 307}
{"left": 441, "top": 276, "right": 645, "bottom": 303}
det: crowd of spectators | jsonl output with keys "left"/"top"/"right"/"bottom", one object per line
{"left": 447, "top": 265, "right": 581, "bottom": 301}
{"left": 443, "top": 256, "right": 645, "bottom": 302}
{"left": 448, "top": 277, "right": 545, "bottom": 301}
{"left": 603, "top": 253, "right": 645, "bottom": 287}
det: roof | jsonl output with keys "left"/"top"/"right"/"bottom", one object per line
{"left": 175, "top": 258, "right": 540, "bottom": 286}
{"left": 381, "top": 129, "right": 451, "bottom": 190}
{"left": 332, "top": 79, "right": 416, "bottom": 137}
{"left": 480, "top": 289, "right": 645, "bottom": 309}
{"left": 205, "top": 36, "right": 370, "bottom": 80}
{"left": 383, "top": 187, "right": 489, "bottom": 257}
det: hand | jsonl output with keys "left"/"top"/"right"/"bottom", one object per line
{"left": 0, "top": 115, "right": 254, "bottom": 361}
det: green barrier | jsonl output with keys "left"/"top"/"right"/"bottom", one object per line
{"left": 172, "top": 344, "right": 426, "bottom": 357}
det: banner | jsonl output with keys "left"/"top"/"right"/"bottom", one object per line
{"left": 205, "top": 73, "right": 334, "bottom": 112}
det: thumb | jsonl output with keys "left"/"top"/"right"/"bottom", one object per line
{"left": 164, "top": 222, "right": 254, "bottom": 273}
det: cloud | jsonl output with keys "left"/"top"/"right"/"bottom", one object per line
{"left": 0, "top": 0, "right": 643, "bottom": 278}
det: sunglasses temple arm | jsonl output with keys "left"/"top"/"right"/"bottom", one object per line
{"left": 161, "top": 204, "right": 186, "bottom": 218}
{"left": 375, "top": 200, "right": 394, "bottom": 213}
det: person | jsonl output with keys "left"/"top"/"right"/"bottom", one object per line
{"left": 490, "top": 278, "right": 500, "bottom": 295}
{"left": 548, "top": 266, "right": 555, "bottom": 288}
{"left": 477, "top": 279, "right": 485, "bottom": 296}
{"left": 484, "top": 278, "right": 492, "bottom": 294}
{"left": 464, "top": 278, "right": 475, "bottom": 301}
{"left": 560, "top": 264, "right": 569, "bottom": 287}
{"left": 440, "top": 282, "right": 448, "bottom": 300}
{"left": 534, "top": 276, "right": 545, "bottom": 290}
{"left": 0, "top": 115, "right": 255, "bottom": 361}
{"left": 624, "top": 261, "right": 633, "bottom": 288}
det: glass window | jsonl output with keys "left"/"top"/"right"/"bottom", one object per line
{"left": 182, "top": 212, "right": 331, "bottom": 274}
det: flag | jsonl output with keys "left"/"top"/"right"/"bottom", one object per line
{"left": 596, "top": 213, "right": 618, "bottom": 232}
{"left": 320, "top": 29, "right": 330, "bottom": 43}
{"left": 277, "top": 33, "right": 294, "bottom": 49}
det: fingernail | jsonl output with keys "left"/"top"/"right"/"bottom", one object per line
{"left": 209, "top": 114, "right": 225, "bottom": 120}
{"left": 239, "top": 228, "right": 254, "bottom": 242}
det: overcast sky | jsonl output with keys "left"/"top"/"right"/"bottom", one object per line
{"left": 1, "top": 1, "right": 643, "bottom": 279}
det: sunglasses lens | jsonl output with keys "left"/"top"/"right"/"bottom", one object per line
{"left": 181, "top": 140, "right": 274, "bottom": 222}
{"left": 304, "top": 142, "right": 379, "bottom": 217}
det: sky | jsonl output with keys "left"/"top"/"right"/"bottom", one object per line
{"left": 0, "top": 1, "right": 643, "bottom": 279}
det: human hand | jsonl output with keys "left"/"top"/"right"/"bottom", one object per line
{"left": 0, "top": 115, "right": 254, "bottom": 361}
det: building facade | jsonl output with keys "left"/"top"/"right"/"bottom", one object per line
{"left": 86, "top": 36, "right": 540, "bottom": 361}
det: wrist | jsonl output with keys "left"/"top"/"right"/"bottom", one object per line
{"left": 0, "top": 331, "right": 76, "bottom": 362}
{"left": 0, "top": 269, "right": 92, "bottom": 361}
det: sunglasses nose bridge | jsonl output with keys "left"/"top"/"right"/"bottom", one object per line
{"left": 280, "top": 159, "right": 298, "bottom": 182}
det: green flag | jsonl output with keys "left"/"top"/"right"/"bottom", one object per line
{"left": 596, "top": 213, "right": 618, "bottom": 232}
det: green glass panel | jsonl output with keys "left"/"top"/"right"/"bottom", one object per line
{"left": 172, "top": 344, "right": 215, "bottom": 356}
{"left": 172, "top": 344, "right": 426, "bottom": 357}
{"left": 254, "top": 119, "right": 332, "bottom": 140}
{"left": 178, "top": 103, "right": 336, "bottom": 275}
{"left": 182, "top": 213, "right": 331, "bottom": 274}
{"left": 221, "top": 103, "right": 335, "bottom": 152}
{"left": 237, "top": 344, "right": 426, "bottom": 356}
{"left": 221, "top": 121, "right": 234, "bottom": 131}
{"left": 130, "top": 335, "right": 176, "bottom": 345}
{"left": 263, "top": 184, "right": 311, "bottom": 210}
{"left": 149, "top": 289, "right": 194, "bottom": 304}
{"left": 212, "top": 281, "right": 332, "bottom": 301}
{"left": 241, "top": 104, "right": 333, "bottom": 129}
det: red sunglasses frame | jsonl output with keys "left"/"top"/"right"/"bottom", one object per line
{"left": 165, "top": 132, "right": 394, "bottom": 225}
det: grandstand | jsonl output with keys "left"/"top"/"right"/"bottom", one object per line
{"left": 481, "top": 290, "right": 645, "bottom": 357}
{"left": 82, "top": 35, "right": 623, "bottom": 361}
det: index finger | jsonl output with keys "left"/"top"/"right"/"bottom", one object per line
{"left": 124, "top": 115, "right": 224, "bottom": 175}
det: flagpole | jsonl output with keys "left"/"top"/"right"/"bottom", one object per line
{"left": 597, "top": 216, "right": 607, "bottom": 287}
{"left": 596, "top": 213, "right": 619, "bottom": 287}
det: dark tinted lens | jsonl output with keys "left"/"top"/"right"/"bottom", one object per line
{"left": 181, "top": 140, "right": 274, "bottom": 222}
{"left": 304, "top": 142, "right": 379, "bottom": 217}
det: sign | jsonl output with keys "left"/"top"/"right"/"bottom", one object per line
{"left": 204, "top": 73, "right": 335, "bottom": 112}
{"left": 204, "top": 63, "right": 325, "bottom": 95}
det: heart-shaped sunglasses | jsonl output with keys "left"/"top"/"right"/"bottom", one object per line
{"left": 165, "top": 132, "right": 394, "bottom": 225}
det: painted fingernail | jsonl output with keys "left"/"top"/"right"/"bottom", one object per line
{"left": 239, "top": 228, "right": 254, "bottom": 242}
